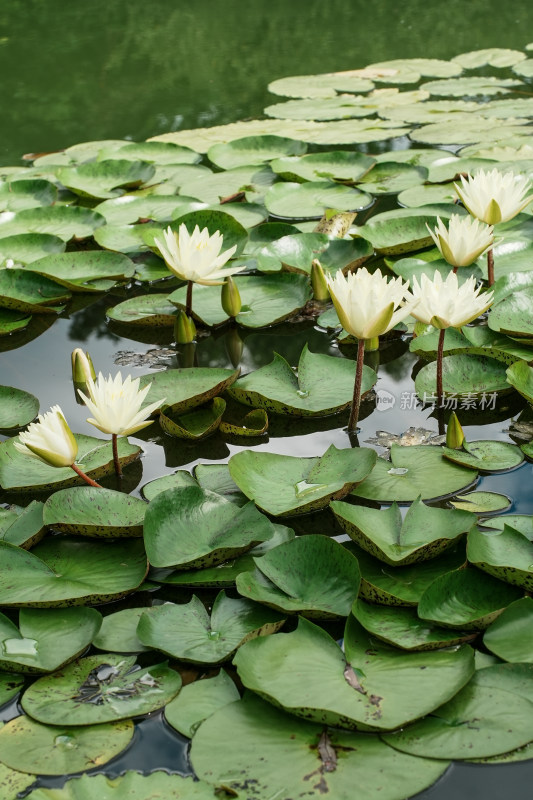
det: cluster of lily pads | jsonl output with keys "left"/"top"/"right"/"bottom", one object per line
{"left": 2, "top": 44, "right": 533, "bottom": 800}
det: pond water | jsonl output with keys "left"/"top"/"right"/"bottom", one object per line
{"left": 2, "top": 2, "right": 533, "bottom": 799}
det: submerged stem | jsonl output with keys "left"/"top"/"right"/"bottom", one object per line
{"left": 70, "top": 463, "right": 102, "bottom": 488}
{"left": 112, "top": 433, "right": 122, "bottom": 478}
{"left": 348, "top": 338, "right": 365, "bottom": 433}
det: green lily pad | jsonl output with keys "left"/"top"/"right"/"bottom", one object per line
{"left": 352, "top": 444, "right": 477, "bottom": 504}
{"left": 0, "top": 607, "right": 101, "bottom": 673}
{"left": 346, "top": 541, "right": 467, "bottom": 605}
{"left": 0, "top": 179, "right": 58, "bottom": 212}
{"left": 0, "top": 385, "right": 38, "bottom": 429}
{"left": 180, "top": 165, "right": 276, "bottom": 205}
{"left": 352, "top": 213, "right": 439, "bottom": 255}
{"left": 159, "top": 398, "right": 226, "bottom": 440}
{"left": 265, "top": 95, "right": 379, "bottom": 122}
{"left": 207, "top": 135, "right": 307, "bottom": 169}
{"left": 106, "top": 293, "right": 177, "bottom": 326}
{"left": 137, "top": 591, "right": 285, "bottom": 665}
{"left": 0, "top": 206, "right": 105, "bottom": 241}
{"left": 95, "top": 194, "right": 204, "bottom": 226}
{"left": 56, "top": 160, "right": 155, "bottom": 199}
{"left": 352, "top": 599, "right": 475, "bottom": 651}
{"left": 24, "top": 773, "right": 217, "bottom": 799}
{"left": 190, "top": 692, "right": 449, "bottom": 800}
{"left": 0, "top": 501, "right": 46, "bottom": 549}
{"left": 417, "top": 567, "right": 522, "bottom": 630}
{"left": 143, "top": 486, "right": 277, "bottom": 569}
{"left": 94, "top": 222, "right": 156, "bottom": 254}
{"left": 415, "top": 355, "right": 511, "bottom": 400}
{"left": 228, "top": 346, "right": 376, "bottom": 417}
{"left": 21, "top": 652, "right": 182, "bottom": 724}
{"left": 267, "top": 71, "right": 376, "bottom": 98}
{"left": 165, "top": 670, "right": 239, "bottom": 737}
{"left": 0, "top": 538, "right": 147, "bottom": 607}
{"left": 382, "top": 673, "right": 533, "bottom": 759}
{"left": 255, "top": 232, "right": 372, "bottom": 275}
{"left": 0, "top": 308, "right": 31, "bottom": 335}
{"left": 229, "top": 444, "right": 377, "bottom": 516}
{"left": 271, "top": 151, "right": 375, "bottom": 182}
{"left": 0, "top": 268, "right": 70, "bottom": 313}
{"left": 453, "top": 48, "right": 527, "bottom": 69}
{"left": 264, "top": 181, "right": 372, "bottom": 219}
{"left": 194, "top": 462, "right": 248, "bottom": 504}
{"left": 100, "top": 140, "right": 201, "bottom": 164}
{"left": 219, "top": 408, "right": 268, "bottom": 437}
{"left": 449, "top": 491, "right": 512, "bottom": 514}
{"left": 513, "top": 59, "right": 533, "bottom": 78}
{"left": 410, "top": 119, "right": 529, "bottom": 146}
{"left": 489, "top": 287, "right": 533, "bottom": 337}
{"left": 0, "top": 715, "right": 133, "bottom": 775}
{"left": 43, "top": 486, "right": 147, "bottom": 537}
{"left": 0, "top": 763, "right": 35, "bottom": 799}
{"left": 484, "top": 598, "right": 533, "bottom": 663}
{"left": 0, "top": 433, "right": 141, "bottom": 492}
{"left": 141, "top": 470, "right": 198, "bottom": 501}
{"left": 410, "top": 325, "right": 533, "bottom": 365}
{"left": 356, "top": 162, "right": 427, "bottom": 195}
{"left": 139, "top": 367, "right": 238, "bottom": 414}
{"left": 331, "top": 496, "right": 474, "bottom": 565}
{"left": 467, "top": 524, "right": 533, "bottom": 591}
{"left": 92, "top": 607, "right": 157, "bottom": 654}
{"left": 442, "top": 440, "right": 524, "bottom": 472}
{"left": 421, "top": 75, "right": 523, "bottom": 97}
{"left": 26, "top": 251, "right": 135, "bottom": 292}
{"left": 398, "top": 183, "right": 459, "bottom": 207}
{"left": 32, "top": 139, "right": 130, "bottom": 166}
{"left": 236, "top": 534, "right": 361, "bottom": 618}
{"left": 506, "top": 359, "right": 533, "bottom": 406}
{"left": 234, "top": 615, "right": 474, "bottom": 731}
{"left": 0, "top": 672, "right": 24, "bottom": 706}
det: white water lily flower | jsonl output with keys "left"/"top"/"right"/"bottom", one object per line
{"left": 78, "top": 372, "right": 165, "bottom": 436}
{"left": 454, "top": 169, "right": 533, "bottom": 225}
{"left": 427, "top": 214, "right": 494, "bottom": 267}
{"left": 410, "top": 271, "right": 494, "bottom": 329}
{"left": 326, "top": 268, "right": 418, "bottom": 340}
{"left": 14, "top": 405, "right": 77, "bottom": 468}
{"left": 154, "top": 224, "right": 242, "bottom": 285}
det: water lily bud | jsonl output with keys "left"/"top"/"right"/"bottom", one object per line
{"left": 221, "top": 276, "right": 242, "bottom": 318}
{"left": 311, "top": 259, "right": 329, "bottom": 302}
{"left": 71, "top": 348, "right": 96, "bottom": 385}
{"left": 365, "top": 336, "right": 379, "bottom": 352}
{"left": 174, "top": 310, "right": 197, "bottom": 344}
{"left": 446, "top": 412, "right": 465, "bottom": 450}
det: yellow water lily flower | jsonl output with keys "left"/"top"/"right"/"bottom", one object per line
{"left": 154, "top": 224, "right": 242, "bottom": 285}
{"left": 14, "top": 405, "right": 78, "bottom": 468}
{"left": 326, "top": 267, "right": 418, "bottom": 340}
{"left": 427, "top": 214, "right": 494, "bottom": 268}
{"left": 454, "top": 169, "right": 533, "bottom": 225}
{"left": 410, "top": 271, "right": 494, "bottom": 329}
{"left": 78, "top": 372, "right": 165, "bottom": 437}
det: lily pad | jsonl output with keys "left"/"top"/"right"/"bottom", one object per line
{"left": 442, "top": 440, "right": 524, "bottom": 472}
{"left": 26, "top": 251, "right": 135, "bottom": 292}
{"left": 410, "top": 325, "right": 533, "bottom": 366}
{"left": 0, "top": 206, "right": 105, "bottom": 241}
{"left": 484, "top": 598, "right": 533, "bottom": 663}
{"left": 267, "top": 71, "right": 376, "bottom": 99}
{"left": 0, "top": 308, "right": 31, "bottom": 335}
{"left": 236, "top": 534, "right": 361, "bottom": 618}
{"left": 0, "top": 715, "right": 133, "bottom": 775}
{"left": 0, "top": 538, "right": 147, "bottom": 607}
{"left": 229, "top": 444, "right": 377, "bottom": 516}
{"left": 92, "top": 607, "right": 157, "bottom": 654}
{"left": 159, "top": 398, "right": 226, "bottom": 440}
{"left": 271, "top": 151, "right": 375, "bottom": 182}
{"left": 43, "top": 486, "right": 147, "bottom": 537}
{"left": 0, "top": 268, "right": 70, "bottom": 313}
{"left": 264, "top": 180, "right": 372, "bottom": 219}
{"left": 453, "top": 48, "right": 527, "bottom": 69}
{"left": 234, "top": 615, "right": 474, "bottom": 731}
{"left": 0, "top": 501, "right": 46, "bottom": 549}
{"left": 141, "top": 470, "right": 198, "bottom": 501}
{"left": 415, "top": 355, "right": 511, "bottom": 400}
{"left": 100, "top": 140, "right": 201, "bottom": 164}
{"left": 467, "top": 524, "right": 533, "bottom": 591}
{"left": 219, "top": 408, "right": 268, "bottom": 437}
{"left": 143, "top": 486, "right": 277, "bottom": 569}
{"left": 95, "top": 194, "right": 204, "bottom": 226}
{"left": 190, "top": 692, "right": 449, "bottom": 800}
{"left": 207, "top": 135, "right": 307, "bottom": 169}
{"left": 255, "top": 232, "right": 372, "bottom": 275}
{"left": 21, "top": 652, "right": 182, "bottom": 724}
{"left": 106, "top": 294, "right": 177, "bottom": 326}
{"left": 449, "top": 491, "right": 512, "bottom": 514}
{"left": 139, "top": 367, "right": 238, "bottom": 415}
{"left": 0, "top": 764, "right": 35, "bottom": 799}
{"left": 24, "top": 773, "right": 218, "bottom": 799}
{"left": 180, "top": 164, "right": 276, "bottom": 205}
{"left": 137, "top": 591, "right": 285, "bottom": 664}
{"left": 0, "top": 178, "right": 57, "bottom": 211}
{"left": 356, "top": 162, "right": 427, "bottom": 195}
{"left": 228, "top": 346, "right": 376, "bottom": 416}
{"left": 164, "top": 670, "right": 239, "bottom": 737}
{"left": 506, "top": 360, "right": 533, "bottom": 405}
{"left": 0, "top": 672, "right": 24, "bottom": 706}
{"left": 56, "top": 160, "right": 155, "bottom": 199}
{"left": 352, "top": 213, "right": 439, "bottom": 255}
{"left": 0, "top": 607, "right": 102, "bottom": 673}
{"left": 0, "top": 385, "right": 38, "bottom": 429}
{"left": 489, "top": 287, "right": 533, "bottom": 337}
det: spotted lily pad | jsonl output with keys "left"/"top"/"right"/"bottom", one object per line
{"left": 0, "top": 607, "right": 102, "bottom": 673}
{"left": 139, "top": 367, "right": 238, "bottom": 415}
{"left": 0, "top": 179, "right": 58, "bottom": 211}
{"left": 0, "top": 385, "right": 38, "bottom": 429}
{"left": 137, "top": 591, "right": 285, "bottom": 665}
{"left": 0, "top": 268, "right": 70, "bottom": 313}
{"left": 415, "top": 355, "right": 511, "bottom": 400}
{"left": 264, "top": 180, "right": 372, "bottom": 219}
{"left": 106, "top": 294, "right": 177, "bottom": 326}
{"left": 228, "top": 346, "right": 376, "bottom": 417}
{"left": 26, "top": 251, "right": 135, "bottom": 292}
{"left": 467, "top": 523, "right": 533, "bottom": 591}
{"left": 255, "top": 232, "right": 372, "bottom": 275}
{"left": 24, "top": 773, "right": 217, "bottom": 799}
{"left": 442, "top": 440, "right": 524, "bottom": 472}
{"left": 0, "top": 309, "right": 31, "bottom": 335}
{"left": 0, "top": 763, "right": 35, "bottom": 798}
{"left": 271, "top": 151, "right": 375, "bottom": 182}
{"left": 483, "top": 598, "right": 533, "bottom": 663}
{"left": 331, "top": 496, "right": 474, "bottom": 565}
{"left": 410, "top": 325, "right": 533, "bottom": 366}
{"left": 236, "top": 534, "right": 361, "bottom": 618}
{"left": 207, "top": 135, "right": 307, "bottom": 169}
{"left": 449, "top": 491, "right": 512, "bottom": 514}
{"left": 0, "top": 501, "right": 46, "bottom": 549}
{"left": 164, "top": 670, "right": 239, "bottom": 737}
{"left": 229, "top": 444, "right": 377, "bottom": 516}
{"left": 219, "top": 408, "right": 268, "bottom": 437}
{"left": 159, "top": 398, "right": 226, "bottom": 440}
{"left": 21, "top": 652, "right": 182, "bottom": 724}
{"left": 0, "top": 207, "right": 105, "bottom": 241}
{"left": 43, "top": 486, "right": 147, "bottom": 537}
{"left": 0, "top": 672, "right": 24, "bottom": 706}
{"left": 56, "top": 160, "right": 155, "bottom": 199}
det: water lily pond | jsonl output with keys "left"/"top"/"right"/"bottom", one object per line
{"left": 3, "top": 9, "right": 533, "bottom": 800}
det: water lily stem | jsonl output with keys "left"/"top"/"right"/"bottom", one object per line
{"left": 487, "top": 248, "right": 494, "bottom": 286}
{"left": 112, "top": 433, "right": 123, "bottom": 478}
{"left": 436, "top": 328, "right": 445, "bottom": 408}
{"left": 70, "top": 463, "right": 102, "bottom": 488}
{"left": 186, "top": 280, "right": 193, "bottom": 317}
{"left": 348, "top": 339, "right": 365, "bottom": 433}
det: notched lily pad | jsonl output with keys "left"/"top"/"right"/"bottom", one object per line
{"left": 159, "top": 398, "right": 226, "bottom": 440}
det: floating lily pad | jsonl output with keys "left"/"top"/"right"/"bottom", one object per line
{"left": 164, "top": 670, "right": 239, "bottom": 737}
{"left": 0, "top": 538, "right": 147, "bottom": 607}
{"left": 331, "top": 496, "right": 474, "bottom": 565}
{"left": 410, "top": 325, "right": 533, "bottom": 365}
{"left": 410, "top": 119, "right": 529, "bottom": 146}
{"left": 228, "top": 346, "right": 376, "bottom": 417}
{"left": 356, "top": 162, "right": 427, "bottom": 195}
{"left": 137, "top": 591, "right": 285, "bottom": 665}
{"left": 382, "top": 673, "right": 533, "bottom": 759}
{"left": 467, "top": 524, "right": 533, "bottom": 591}
{"left": 21, "top": 652, "right": 182, "bottom": 724}
{"left": 234, "top": 616, "right": 474, "bottom": 732}
{"left": 56, "top": 160, "right": 155, "bottom": 199}
{"left": 143, "top": 486, "right": 277, "bottom": 569}
{"left": 0, "top": 501, "right": 46, "bottom": 549}
{"left": 24, "top": 773, "right": 218, "bottom": 799}
{"left": 453, "top": 48, "right": 527, "bottom": 69}
{"left": 92, "top": 607, "right": 158, "bottom": 654}
{"left": 449, "top": 491, "right": 512, "bottom": 514}
{"left": 219, "top": 408, "right": 268, "bottom": 437}
{"left": 506, "top": 360, "right": 533, "bottom": 406}
{"left": 0, "top": 672, "right": 24, "bottom": 706}
{"left": 159, "top": 398, "right": 226, "bottom": 440}
{"left": 417, "top": 567, "right": 522, "bottom": 630}
{"left": 267, "top": 71, "right": 376, "bottom": 99}
{"left": 0, "top": 385, "right": 38, "bottom": 429}
{"left": 0, "top": 433, "right": 141, "bottom": 492}
{"left": 229, "top": 444, "right": 377, "bottom": 516}
{"left": 106, "top": 294, "right": 177, "bottom": 326}
{"left": 255, "top": 232, "right": 372, "bottom": 275}
{"left": 0, "top": 763, "right": 35, "bottom": 798}
{"left": 489, "top": 287, "right": 533, "bottom": 337}
{"left": 0, "top": 607, "right": 101, "bottom": 673}
{"left": 484, "top": 598, "right": 533, "bottom": 663}
{"left": 94, "top": 222, "right": 156, "bottom": 254}
{"left": 141, "top": 470, "right": 198, "bottom": 501}
{"left": 352, "top": 213, "right": 438, "bottom": 255}
{"left": 0, "top": 206, "right": 105, "bottom": 241}
{"left": 95, "top": 194, "right": 203, "bottom": 226}
{"left": 271, "top": 151, "right": 375, "bottom": 182}
{"left": 191, "top": 692, "right": 449, "bottom": 800}
{"left": 207, "top": 135, "right": 307, "bottom": 169}
{"left": 264, "top": 181, "right": 372, "bottom": 219}
{"left": 101, "top": 140, "right": 201, "bottom": 164}
{"left": 180, "top": 165, "right": 276, "bottom": 205}
{"left": 0, "top": 268, "right": 70, "bottom": 313}
{"left": 139, "top": 367, "right": 238, "bottom": 414}
{"left": 352, "top": 445, "right": 477, "bottom": 504}
{"left": 236, "top": 534, "right": 360, "bottom": 618}
{"left": 442, "top": 440, "right": 524, "bottom": 472}
{"left": 352, "top": 600, "right": 475, "bottom": 651}
{"left": 43, "top": 486, "right": 147, "bottom": 537}
{"left": 194, "top": 463, "right": 248, "bottom": 505}
{"left": 27, "top": 251, "right": 135, "bottom": 292}
{"left": 0, "top": 179, "right": 58, "bottom": 212}
{"left": 0, "top": 715, "right": 133, "bottom": 775}
{"left": 415, "top": 355, "right": 511, "bottom": 400}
